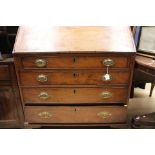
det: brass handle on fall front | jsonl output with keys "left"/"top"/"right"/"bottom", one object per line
{"left": 38, "top": 92, "right": 49, "bottom": 99}
{"left": 97, "top": 111, "right": 111, "bottom": 119}
{"left": 37, "top": 74, "right": 47, "bottom": 82}
{"left": 35, "top": 59, "right": 47, "bottom": 67}
{"left": 101, "top": 91, "right": 113, "bottom": 99}
{"left": 38, "top": 111, "right": 52, "bottom": 118}
{"left": 102, "top": 58, "right": 115, "bottom": 67}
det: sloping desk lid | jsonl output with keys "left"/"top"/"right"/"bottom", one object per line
{"left": 13, "top": 26, "right": 136, "bottom": 54}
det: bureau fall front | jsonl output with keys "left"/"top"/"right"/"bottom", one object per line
{"left": 13, "top": 26, "right": 136, "bottom": 128}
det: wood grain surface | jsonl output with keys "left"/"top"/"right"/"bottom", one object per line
{"left": 13, "top": 27, "right": 135, "bottom": 128}
{"left": 21, "top": 55, "right": 129, "bottom": 69}
{"left": 19, "top": 69, "right": 130, "bottom": 86}
{"left": 0, "top": 65, "right": 10, "bottom": 80}
{"left": 22, "top": 87, "right": 128, "bottom": 104}
{"left": 13, "top": 26, "right": 135, "bottom": 53}
{"left": 25, "top": 106, "right": 127, "bottom": 124}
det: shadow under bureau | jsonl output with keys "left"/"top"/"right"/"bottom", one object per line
{"left": 13, "top": 26, "right": 136, "bottom": 128}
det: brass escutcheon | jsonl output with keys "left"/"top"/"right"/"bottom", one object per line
{"left": 37, "top": 74, "right": 48, "bottom": 82}
{"left": 102, "top": 58, "right": 115, "bottom": 67}
{"left": 97, "top": 111, "right": 111, "bottom": 119}
{"left": 38, "top": 111, "right": 52, "bottom": 118}
{"left": 101, "top": 91, "right": 113, "bottom": 99}
{"left": 38, "top": 92, "right": 49, "bottom": 99}
{"left": 35, "top": 59, "right": 47, "bottom": 67}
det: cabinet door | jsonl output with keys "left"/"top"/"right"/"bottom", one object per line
{"left": 0, "top": 86, "right": 22, "bottom": 128}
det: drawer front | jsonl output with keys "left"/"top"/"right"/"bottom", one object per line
{"left": 19, "top": 70, "right": 130, "bottom": 86}
{"left": 21, "top": 56, "right": 129, "bottom": 69}
{"left": 22, "top": 87, "right": 128, "bottom": 104}
{"left": 0, "top": 65, "right": 10, "bottom": 81}
{"left": 25, "top": 106, "right": 127, "bottom": 124}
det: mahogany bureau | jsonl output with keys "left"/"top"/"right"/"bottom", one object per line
{"left": 13, "top": 26, "right": 136, "bottom": 128}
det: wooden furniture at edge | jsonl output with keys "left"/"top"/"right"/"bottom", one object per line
{"left": 0, "top": 55, "right": 24, "bottom": 128}
{"left": 131, "top": 53, "right": 155, "bottom": 97}
{"left": 130, "top": 26, "right": 155, "bottom": 97}
{"left": 13, "top": 27, "right": 136, "bottom": 128}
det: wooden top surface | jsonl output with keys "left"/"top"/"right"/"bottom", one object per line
{"left": 13, "top": 26, "right": 136, "bottom": 53}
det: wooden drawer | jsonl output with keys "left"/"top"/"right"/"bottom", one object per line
{"left": 25, "top": 106, "right": 127, "bottom": 124}
{"left": 19, "top": 70, "right": 130, "bottom": 86}
{"left": 21, "top": 56, "right": 129, "bottom": 69}
{"left": 0, "top": 65, "right": 10, "bottom": 81}
{"left": 22, "top": 87, "right": 128, "bottom": 104}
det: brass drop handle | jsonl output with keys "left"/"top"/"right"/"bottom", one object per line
{"left": 37, "top": 74, "right": 48, "bottom": 82}
{"left": 101, "top": 91, "right": 112, "bottom": 99}
{"left": 38, "top": 111, "right": 52, "bottom": 118}
{"left": 38, "top": 92, "right": 49, "bottom": 99}
{"left": 102, "top": 58, "right": 115, "bottom": 67}
{"left": 102, "top": 66, "right": 112, "bottom": 81}
{"left": 35, "top": 59, "right": 47, "bottom": 67}
{"left": 97, "top": 111, "right": 111, "bottom": 119}
{"left": 102, "top": 59, "right": 114, "bottom": 82}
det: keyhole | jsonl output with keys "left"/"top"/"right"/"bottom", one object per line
{"left": 73, "top": 89, "right": 76, "bottom": 94}
{"left": 73, "top": 73, "right": 76, "bottom": 77}
{"left": 73, "top": 57, "right": 76, "bottom": 63}
{"left": 74, "top": 108, "right": 79, "bottom": 112}
{"left": 73, "top": 72, "right": 79, "bottom": 78}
